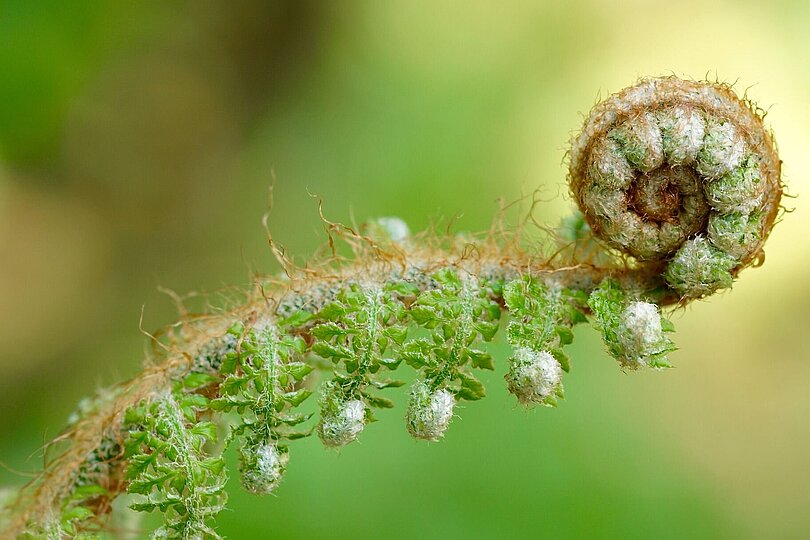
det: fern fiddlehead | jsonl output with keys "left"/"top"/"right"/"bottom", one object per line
{"left": 2, "top": 76, "right": 783, "bottom": 539}
{"left": 569, "top": 77, "right": 782, "bottom": 297}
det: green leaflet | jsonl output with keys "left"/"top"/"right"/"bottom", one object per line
{"left": 402, "top": 268, "right": 501, "bottom": 402}
{"left": 212, "top": 322, "right": 312, "bottom": 494}
{"left": 310, "top": 282, "right": 410, "bottom": 446}
{"left": 123, "top": 393, "right": 227, "bottom": 540}
{"left": 45, "top": 272, "right": 683, "bottom": 538}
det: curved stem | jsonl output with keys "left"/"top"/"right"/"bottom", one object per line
{"left": 3, "top": 236, "right": 666, "bottom": 538}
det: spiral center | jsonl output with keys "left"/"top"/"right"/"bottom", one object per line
{"left": 630, "top": 166, "right": 695, "bottom": 223}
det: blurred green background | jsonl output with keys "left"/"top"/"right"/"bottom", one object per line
{"left": 1, "top": 1, "right": 809, "bottom": 538}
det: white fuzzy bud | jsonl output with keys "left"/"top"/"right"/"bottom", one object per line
{"left": 365, "top": 216, "right": 410, "bottom": 243}
{"left": 588, "top": 136, "right": 634, "bottom": 190}
{"left": 656, "top": 105, "right": 706, "bottom": 165}
{"left": 707, "top": 211, "right": 761, "bottom": 260}
{"left": 580, "top": 184, "right": 626, "bottom": 221}
{"left": 318, "top": 384, "right": 367, "bottom": 449}
{"left": 696, "top": 118, "right": 746, "bottom": 179}
{"left": 618, "top": 301, "right": 665, "bottom": 366}
{"left": 609, "top": 112, "right": 664, "bottom": 172}
{"left": 704, "top": 154, "right": 765, "bottom": 214}
{"left": 504, "top": 348, "right": 563, "bottom": 406}
{"left": 406, "top": 381, "right": 455, "bottom": 441}
{"left": 240, "top": 442, "right": 289, "bottom": 495}
{"left": 664, "top": 236, "right": 737, "bottom": 297}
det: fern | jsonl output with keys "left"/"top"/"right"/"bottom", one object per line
{"left": 1, "top": 76, "right": 784, "bottom": 539}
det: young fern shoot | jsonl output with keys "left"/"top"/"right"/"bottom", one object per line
{"left": 1, "top": 76, "right": 784, "bottom": 539}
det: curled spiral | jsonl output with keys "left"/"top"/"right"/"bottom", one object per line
{"left": 569, "top": 76, "right": 782, "bottom": 298}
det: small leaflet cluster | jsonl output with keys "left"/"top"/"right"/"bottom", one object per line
{"left": 587, "top": 280, "right": 677, "bottom": 369}
{"left": 502, "top": 276, "right": 586, "bottom": 406}
{"left": 123, "top": 388, "right": 227, "bottom": 539}
{"left": 402, "top": 269, "right": 502, "bottom": 439}
{"left": 211, "top": 321, "right": 312, "bottom": 495}
{"left": 309, "top": 282, "right": 411, "bottom": 447}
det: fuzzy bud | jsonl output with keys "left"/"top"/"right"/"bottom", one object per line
{"left": 365, "top": 216, "right": 410, "bottom": 244}
{"left": 707, "top": 211, "right": 762, "bottom": 260}
{"left": 664, "top": 236, "right": 737, "bottom": 297}
{"left": 618, "top": 302, "right": 667, "bottom": 367}
{"left": 704, "top": 154, "right": 765, "bottom": 214}
{"left": 609, "top": 112, "right": 664, "bottom": 172}
{"left": 696, "top": 118, "right": 746, "bottom": 179}
{"left": 317, "top": 381, "right": 366, "bottom": 448}
{"left": 240, "top": 442, "right": 289, "bottom": 495}
{"left": 588, "top": 281, "right": 676, "bottom": 369}
{"left": 656, "top": 105, "right": 705, "bottom": 165}
{"left": 504, "top": 348, "right": 563, "bottom": 406}
{"left": 406, "top": 381, "right": 455, "bottom": 441}
{"left": 588, "top": 136, "right": 634, "bottom": 190}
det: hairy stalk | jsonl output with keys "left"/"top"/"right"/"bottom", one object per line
{"left": 1, "top": 76, "right": 783, "bottom": 539}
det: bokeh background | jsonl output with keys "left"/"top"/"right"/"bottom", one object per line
{"left": 2, "top": 1, "right": 809, "bottom": 538}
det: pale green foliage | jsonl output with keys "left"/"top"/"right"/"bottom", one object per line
{"left": 707, "top": 211, "right": 762, "bottom": 260}
{"left": 13, "top": 244, "right": 694, "bottom": 539}
{"left": 696, "top": 117, "right": 746, "bottom": 179}
{"left": 588, "top": 136, "right": 634, "bottom": 190}
{"left": 608, "top": 112, "right": 664, "bottom": 172}
{"left": 656, "top": 105, "right": 705, "bottom": 165}
{"left": 124, "top": 390, "right": 227, "bottom": 539}
{"left": 704, "top": 153, "right": 764, "bottom": 214}
{"left": 7, "top": 74, "right": 783, "bottom": 539}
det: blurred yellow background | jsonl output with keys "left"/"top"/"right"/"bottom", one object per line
{"left": 1, "top": 1, "right": 809, "bottom": 538}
